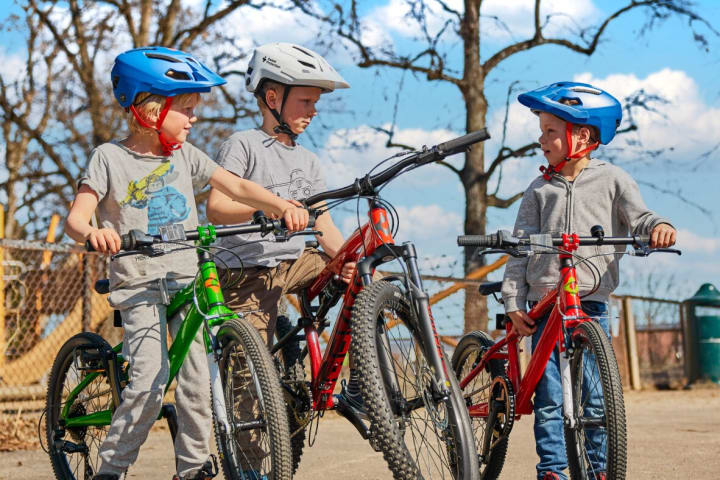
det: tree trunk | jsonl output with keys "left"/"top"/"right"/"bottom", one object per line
{"left": 460, "top": 1, "right": 489, "bottom": 333}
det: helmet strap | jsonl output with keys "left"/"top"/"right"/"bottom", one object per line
{"left": 129, "top": 96, "right": 181, "bottom": 156}
{"left": 261, "top": 84, "right": 298, "bottom": 144}
{"left": 539, "top": 122, "right": 599, "bottom": 180}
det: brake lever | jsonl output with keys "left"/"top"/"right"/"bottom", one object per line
{"left": 274, "top": 230, "right": 323, "bottom": 242}
{"left": 629, "top": 247, "right": 681, "bottom": 257}
{"left": 110, "top": 246, "right": 165, "bottom": 261}
{"left": 475, "top": 248, "right": 529, "bottom": 259}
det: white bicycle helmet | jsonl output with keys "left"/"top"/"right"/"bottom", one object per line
{"left": 246, "top": 43, "right": 349, "bottom": 142}
{"left": 246, "top": 42, "right": 350, "bottom": 93}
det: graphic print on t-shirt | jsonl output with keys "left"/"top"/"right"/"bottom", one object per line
{"left": 121, "top": 162, "right": 190, "bottom": 234}
{"left": 267, "top": 168, "right": 313, "bottom": 200}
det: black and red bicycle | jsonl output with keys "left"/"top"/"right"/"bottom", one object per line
{"left": 259, "top": 130, "right": 490, "bottom": 480}
{"left": 453, "top": 229, "right": 680, "bottom": 480}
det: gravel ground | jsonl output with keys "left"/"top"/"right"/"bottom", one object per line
{"left": 2, "top": 388, "right": 718, "bottom": 479}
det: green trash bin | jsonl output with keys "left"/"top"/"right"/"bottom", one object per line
{"left": 683, "top": 283, "right": 720, "bottom": 384}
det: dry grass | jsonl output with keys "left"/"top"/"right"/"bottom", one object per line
{"left": 0, "top": 411, "right": 42, "bottom": 452}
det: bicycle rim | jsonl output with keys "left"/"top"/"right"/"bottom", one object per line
{"left": 565, "top": 321, "right": 627, "bottom": 480}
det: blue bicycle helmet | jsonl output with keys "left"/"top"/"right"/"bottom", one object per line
{"left": 518, "top": 82, "right": 622, "bottom": 144}
{"left": 111, "top": 46, "right": 226, "bottom": 108}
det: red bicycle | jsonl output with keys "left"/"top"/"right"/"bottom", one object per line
{"left": 267, "top": 130, "right": 490, "bottom": 480}
{"left": 453, "top": 229, "right": 680, "bottom": 480}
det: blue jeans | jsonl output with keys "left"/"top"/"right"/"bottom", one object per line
{"left": 530, "top": 300, "right": 609, "bottom": 480}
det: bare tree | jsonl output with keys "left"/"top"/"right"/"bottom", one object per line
{"left": 0, "top": 0, "right": 269, "bottom": 238}
{"left": 289, "top": 0, "right": 718, "bottom": 332}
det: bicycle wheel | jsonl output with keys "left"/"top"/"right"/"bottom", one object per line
{"left": 46, "top": 332, "right": 122, "bottom": 480}
{"left": 274, "top": 315, "right": 309, "bottom": 474}
{"left": 351, "top": 281, "right": 478, "bottom": 480}
{"left": 452, "top": 331, "right": 509, "bottom": 480}
{"left": 214, "top": 318, "right": 292, "bottom": 480}
{"left": 564, "top": 321, "right": 627, "bottom": 480}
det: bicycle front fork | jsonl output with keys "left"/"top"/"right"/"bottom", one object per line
{"left": 357, "top": 241, "right": 451, "bottom": 399}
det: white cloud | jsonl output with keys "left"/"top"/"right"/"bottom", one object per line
{"left": 676, "top": 228, "right": 720, "bottom": 253}
{"left": 369, "top": 0, "right": 601, "bottom": 43}
{"left": 0, "top": 48, "right": 27, "bottom": 86}
{"left": 317, "top": 123, "right": 461, "bottom": 188}
{"left": 394, "top": 204, "right": 463, "bottom": 241}
{"left": 574, "top": 69, "right": 720, "bottom": 159}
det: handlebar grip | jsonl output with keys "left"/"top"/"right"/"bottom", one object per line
{"left": 457, "top": 234, "right": 496, "bottom": 247}
{"left": 437, "top": 129, "right": 491, "bottom": 156}
{"left": 85, "top": 233, "right": 134, "bottom": 252}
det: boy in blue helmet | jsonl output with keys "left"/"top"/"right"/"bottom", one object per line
{"left": 65, "top": 46, "right": 308, "bottom": 480}
{"left": 501, "top": 82, "right": 676, "bottom": 480}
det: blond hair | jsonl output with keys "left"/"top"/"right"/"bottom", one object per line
{"left": 127, "top": 92, "right": 200, "bottom": 135}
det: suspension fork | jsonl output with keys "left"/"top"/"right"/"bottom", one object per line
{"left": 357, "top": 242, "right": 451, "bottom": 401}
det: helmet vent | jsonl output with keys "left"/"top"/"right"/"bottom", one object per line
{"left": 165, "top": 69, "right": 192, "bottom": 80}
{"left": 297, "top": 60, "right": 316, "bottom": 69}
{"left": 185, "top": 57, "right": 199, "bottom": 64}
{"left": 570, "top": 86, "right": 602, "bottom": 95}
{"left": 145, "top": 52, "right": 182, "bottom": 63}
{"left": 292, "top": 46, "right": 314, "bottom": 58}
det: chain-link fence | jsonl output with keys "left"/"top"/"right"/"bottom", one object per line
{"left": 0, "top": 240, "right": 110, "bottom": 411}
{"left": 0, "top": 239, "right": 690, "bottom": 415}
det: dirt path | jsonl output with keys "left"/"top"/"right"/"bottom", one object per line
{"left": 3, "top": 389, "right": 718, "bottom": 479}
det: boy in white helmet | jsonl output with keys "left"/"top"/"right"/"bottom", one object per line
{"left": 206, "top": 43, "right": 361, "bottom": 471}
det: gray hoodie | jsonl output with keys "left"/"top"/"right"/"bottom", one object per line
{"left": 502, "top": 159, "right": 672, "bottom": 312}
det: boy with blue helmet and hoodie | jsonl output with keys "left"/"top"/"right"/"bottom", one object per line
{"left": 64, "top": 46, "right": 308, "bottom": 480}
{"left": 502, "top": 82, "right": 676, "bottom": 480}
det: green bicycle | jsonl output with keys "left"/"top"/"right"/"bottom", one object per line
{"left": 44, "top": 213, "right": 315, "bottom": 480}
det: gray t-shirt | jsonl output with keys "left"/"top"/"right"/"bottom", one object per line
{"left": 79, "top": 141, "right": 218, "bottom": 296}
{"left": 214, "top": 128, "right": 327, "bottom": 268}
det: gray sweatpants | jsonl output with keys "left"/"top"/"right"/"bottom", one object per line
{"left": 97, "top": 301, "right": 212, "bottom": 478}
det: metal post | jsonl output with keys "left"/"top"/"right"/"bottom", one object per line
{"left": 0, "top": 206, "right": 5, "bottom": 371}
{"left": 622, "top": 296, "right": 642, "bottom": 390}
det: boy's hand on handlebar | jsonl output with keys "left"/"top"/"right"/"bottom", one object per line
{"left": 281, "top": 202, "right": 309, "bottom": 232}
{"left": 507, "top": 310, "right": 536, "bottom": 336}
{"left": 86, "top": 228, "right": 122, "bottom": 254}
{"left": 650, "top": 223, "right": 676, "bottom": 248}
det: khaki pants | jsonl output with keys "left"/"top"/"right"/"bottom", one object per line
{"left": 220, "top": 248, "right": 330, "bottom": 345}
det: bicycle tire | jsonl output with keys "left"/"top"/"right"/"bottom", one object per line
{"left": 350, "top": 280, "right": 479, "bottom": 480}
{"left": 46, "top": 332, "right": 122, "bottom": 480}
{"left": 214, "top": 318, "right": 293, "bottom": 480}
{"left": 452, "top": 331, "right": 509, "bottom": 480}
{"left": 274, "top": 315, "right": 308, "bottom": 474}
{"left": 564, "top": 321, "right": 627, "bottom": 480}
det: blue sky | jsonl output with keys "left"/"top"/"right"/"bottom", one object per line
{"left": 1, "top": 0, "right": 719, "bottom": 305}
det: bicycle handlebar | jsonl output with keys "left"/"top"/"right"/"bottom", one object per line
{"left": 86, "top": 210, "right": 317, "bottom": 252}
{"left": 303, "top": 129, "right": 490, "bottom": 205}
{"left": 457, "top": 230, "right": 651, "bottom": 249}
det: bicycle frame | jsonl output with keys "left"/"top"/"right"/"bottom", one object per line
{"left": 459, "top": 234, "right": 593, "bottom": 418}
{"left": 60, "top": 227, "right": 238, "bottom": 429}
{"left": 276, "top": 200, "right": 450, "bottom": 412}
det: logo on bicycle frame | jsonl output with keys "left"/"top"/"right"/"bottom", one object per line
{"left": 563, "top": 275, "right": 579, "bottom": 295}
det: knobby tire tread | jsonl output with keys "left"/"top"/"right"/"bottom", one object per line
{"left": 215, "top": 318, "right": 293, "bottom": 480}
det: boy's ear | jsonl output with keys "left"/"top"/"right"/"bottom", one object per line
{"left": 577, "top": 125, "right": 591, "bottom": 146}
{"left": 264, "top": 88, "right": 280, "bottom": 110}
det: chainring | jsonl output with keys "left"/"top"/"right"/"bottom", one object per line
{"left": 488, "top": 374, "right": 515, "bottom": 448}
